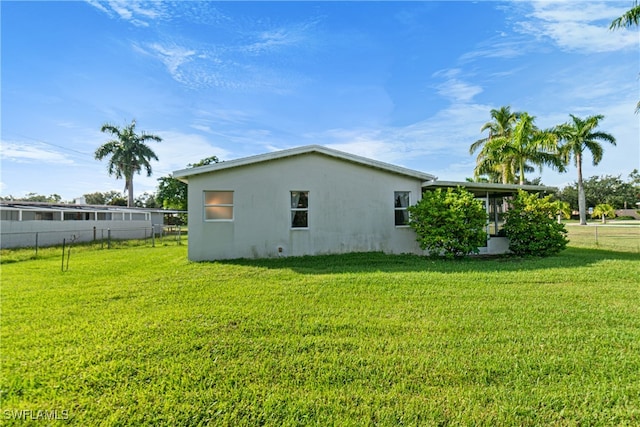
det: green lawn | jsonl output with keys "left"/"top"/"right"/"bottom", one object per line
{"left": 565, "top": 222, "right": 640, "bottom": 253}
{"left": 1, "top": 242, "right": 639, "bottom": 425}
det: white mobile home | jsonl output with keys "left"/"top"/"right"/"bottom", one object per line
{"left": 0, "top": 201, "right": 171, "bottom": 248}
{"left": 174, "top": 145, "right": 554, "bottom": 261}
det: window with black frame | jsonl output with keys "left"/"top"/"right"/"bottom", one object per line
{"left": 394, "top": 191, "right": 410, "bottom": 226}
{"left": 291, "top": 191, "right": 308, "bottom": 228}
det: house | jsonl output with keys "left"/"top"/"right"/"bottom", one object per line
{"left": 174, "top": 145, "right": 555, "bottom": 261}
{"left": 0, "top": 201, "right": 180, "bottom": 249}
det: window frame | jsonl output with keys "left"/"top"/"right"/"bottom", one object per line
{"left": 203, "top": 190, "right": 234, "bottom": 222}
{"left": 394, "top": 191, "right": 411, "bottom": 227}
{"left": 290, "top": 190, "right": 309, "bottom": 229}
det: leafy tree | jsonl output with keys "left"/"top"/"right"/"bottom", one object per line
{"left": 135, "top": 192, "right": 159, "bottom": 208}
{"left": 95, "top": 119, "right": 162, "bottom": 207}
{"left": 83, "top": 190, "right": 127, "bottom": 205}
{"left": 556, "top": 174, "right": 638, "bottom": 211}
{"left": 555, "top": 114, "right": 616, "bottom": 225}
{"left": 188, "top": 156, "right": 219, "bottom": 168}
{"left": 592, "top": 203, "right": 616, "bottom": 223}
{"left": 408, "top": 187, "right": 487, "bottom": 259}
{"left": 157, "top": 176, "right": 187, "bottom": 211}
{"left": 1, "top": 193, "right": 63, "bottom": 203}
{"left": 107, "top": 195, "right": 127, "bottom": 206}
{"left": 156, "top": 156, "right": 220, "bottom": 211}
{"left": 503, "top": 190, "right": 568, "bottom": 257}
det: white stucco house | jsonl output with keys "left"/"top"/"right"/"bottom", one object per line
{"left": 174, "top": 145, "right": 555, "bottom": 261}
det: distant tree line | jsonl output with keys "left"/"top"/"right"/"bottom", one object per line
{"left": 555, "top": 170, "right": 640, "bottom": 212}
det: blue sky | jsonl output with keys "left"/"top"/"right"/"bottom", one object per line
{"left": 1, "top": 1, "right": 638, "bottom": 201}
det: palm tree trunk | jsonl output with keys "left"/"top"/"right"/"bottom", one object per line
{"left": 576, "top": 152, "right": 587, "bottom": 225}
{"left": 126, "top": 176, "right": 134, "bottom": 207}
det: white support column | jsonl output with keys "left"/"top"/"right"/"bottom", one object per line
{"left": 485, "top": 191, "right": 490, "bottom": 238}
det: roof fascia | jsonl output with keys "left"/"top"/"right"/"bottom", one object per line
{"left": 173, "top": 145, "right": 436, "bottom": 182}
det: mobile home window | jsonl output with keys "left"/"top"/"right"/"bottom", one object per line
{"left": 394, "top": 191, "right": 410, "bottom": 226}
{"left": 204, "top": 191, "right": 234, "bottom": 221}
{"left": 291, "top": 191, "right": 308, "bottom": 228}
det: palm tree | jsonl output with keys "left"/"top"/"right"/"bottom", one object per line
{"left": 610, "top": 1, "right": 640, "bottom": 29}
{"left": 473, "top": 112, "right": 564, "bottom": 185}
{"left": 470, "top": 106, "right": 520, "bottom": 183}
{"left": 593, "top": 203, "right": 616, "bottom": 224}
{"left": 506, "top": 112, "right": 564, "bottom": 185}
{"left": 610, "top": 1, "right": 640, "bottom": 112}
{"left": 556, "top": 114, "right": 616, "bottom": 225}
{"left": 555, "top": 200, "right": 572, "bottom": 224}
{"left": 95, "top": 120, "right": 162, "bottom": 207}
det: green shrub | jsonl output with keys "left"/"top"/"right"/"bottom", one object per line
{"left": 408, "top": 187, "right": 487, "bottom": 258}
{"left": 503, "top": 190, "right": 568, "bottom": 257}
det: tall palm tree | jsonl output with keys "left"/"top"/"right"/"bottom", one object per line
{"left": 470, "top": 106, "right": 520, "bottom": 183}
{"left": 555, "top": 114, "right": 616, "bottom": 225}
{"left": 95, "top": 120, "right": 162, "bottom": 207}
{"left": 505, "top": 112, "right": 564, "bottom": 185}
{"left": 472, "top": 112, "right": 563, "bottom": 185}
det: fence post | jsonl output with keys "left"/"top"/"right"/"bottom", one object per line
{"left": 93, "top": 226, "right": 97, "bottom": 242}
{"left": 108, "top": 228, "right": 111, "bottom": 249}
{"left": 35, "top": 232, "right": 39, "bottom": 258}
{"left": 595, "top": 225, "right": 598, "bottom": 245}
{"left": 61, "top": 238, "right": 66, "bottom": 272}
{"left": 152, "top": 227, "right": 155, "bottom": 248}
{"left": 177, "top": 226, "right": 182, "bottom": 245}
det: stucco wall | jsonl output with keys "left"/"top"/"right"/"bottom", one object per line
{"left": 186, "top": 153, "right": 426, "bottom": 260}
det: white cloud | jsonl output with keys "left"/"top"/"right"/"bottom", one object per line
{"left": 299, "top": 100, "right": 491, "bottom": 175}
{"left": 152, "top": 131, "right": 232, "bottom": 175}
{"left": 436, "top": 79, "right": 483, "bottom": 104}
{"left": 145, "top": 43, "right": 196, "bottom": 75}
{"left": 461, "top": 35, "right": 534, "bottom": 61}
{"left": 432, "top": 69, "right": 483, "bottom": 104}
{"left": 516, "top": 1, "right": 638, "bottom": 53}
{"left": 85, "top": 0, "right": 167, "bottom": 27}
{"left": 0, "top": 142, "right": 74, "bottom": 165}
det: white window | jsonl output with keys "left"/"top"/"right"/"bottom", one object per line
{"left": 204, "top": 191, "right": 233, "bottom": 221}
{"left": 394, "top": 191, "right": 410, "bottom": 226}
{"left": 291, "top": 191, "right": 309, "bottom": 228}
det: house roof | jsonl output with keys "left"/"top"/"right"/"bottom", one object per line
{"left": 421, "top": 180, "right": 557, "bottom": 197}
{"left": 0, "top": 200, "right": 183, "bottom": 214}
{"left": 173, "top": 145, "right": 438, "bottom": 182}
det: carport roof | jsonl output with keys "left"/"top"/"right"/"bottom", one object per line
{"left": 421, "top": 181, "right": 557, "bottom": 197}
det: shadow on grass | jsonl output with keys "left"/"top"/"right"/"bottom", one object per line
{"left": 216, "top": 247, "right": 640, "bottom": 275}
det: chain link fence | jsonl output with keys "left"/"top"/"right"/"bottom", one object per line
{"left": 1, "top": 225, "right": 185, "bottom": 257}
{"left": 566, "top": 224, "right": 639, "bottom": 253}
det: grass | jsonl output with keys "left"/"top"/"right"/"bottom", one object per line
{"left": 1, "top": 240, "right": 639, "bottom": 425}
{"left": 565, "top": 222, "right": 640, "bottom": 253}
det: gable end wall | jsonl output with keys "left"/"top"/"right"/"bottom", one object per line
{"left": 187, "top": 153, "right": 425, "bottom": 260}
